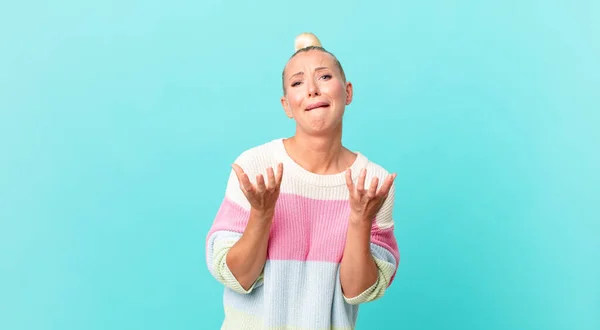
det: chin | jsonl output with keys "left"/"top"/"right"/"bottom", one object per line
{"left": 300, "top": 121, "right": 342, "bottom": 136}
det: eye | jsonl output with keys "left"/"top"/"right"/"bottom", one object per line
{"left": 291, "top": 81, "right": 302, "bottom": 87}
{"left": 320, "top": 74, "right": 332, "bottom": 80}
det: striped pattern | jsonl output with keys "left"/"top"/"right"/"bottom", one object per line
{"left": 206, "top": 139, "right": 400, "bottom": 329}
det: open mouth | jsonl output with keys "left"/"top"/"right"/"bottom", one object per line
{"left": 305, "top": 102, "right": 330, "bottom": 111}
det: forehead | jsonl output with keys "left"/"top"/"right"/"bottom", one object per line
{"left": 284, "top": 50, "right": 337, "bottom": 75}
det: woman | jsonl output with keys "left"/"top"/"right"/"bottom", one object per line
{"left": 206, "top": 32, "right": 400, "bottom": 329}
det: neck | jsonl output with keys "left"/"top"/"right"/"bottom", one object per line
{"left": 284, "top": 126, "right": 354, "bottom": 175}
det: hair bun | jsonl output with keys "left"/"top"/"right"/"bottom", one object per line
{"left": 294, "top": 32, "right": 322, "bottom": 51}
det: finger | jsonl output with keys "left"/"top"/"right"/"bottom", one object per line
{"left": 356, "top": 168, "right": 366, "bottom": 193}
{"left": 232, "top": 164, "right": 252, "bottom": 192}
{"left": 241, "top": 173, "right": 255, "bottom": 193}
{"left": 231, "top": 163, "right": 243, "bottom": 180}
{"left": 378, "top": 173, "right": 396, "bottom": 197}
{"left": 367, "top": 176, "right": 379, "bottom": 198}
{"left": 256, "top": 174, "right": 266, "bottom": 193}
{"left": 275, "top": 163, "right": 284, "bottom": 185}
{"left": 266, "top": 167, "right": 276, "bottom": 190}
{"left": 345, "top": 169, "right": 354, "bottom": 191}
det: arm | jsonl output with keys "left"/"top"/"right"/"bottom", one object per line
{"left": 206, "top": 161, "right": 283, "bottom": 294}
{"left": 339, "top": 217, "right": 379, "bottom": 298}
{"left": 340, "top": 168, "right": 400, "bottom": 304}
{"left": 225, "top": 207, "right": 273, "bottom": 290}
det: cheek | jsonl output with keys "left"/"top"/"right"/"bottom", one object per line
{"left": 289, "top": 93, "right": 304, "bottom": 110}
{"left": 323, "top": 82, "right": 344, "bottom": 98}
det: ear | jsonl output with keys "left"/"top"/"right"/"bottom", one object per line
{"left": 281, "top": 95, "right": 294, "bottom": 118}
{"left": 345, "top": 81, "right": 353, "bottom": 105}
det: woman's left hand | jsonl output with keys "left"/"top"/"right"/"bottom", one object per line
{"left": 345, "top": 168, "right": 396, "bottom": 225}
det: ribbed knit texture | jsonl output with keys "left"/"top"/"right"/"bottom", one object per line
{"left": 206, "top": 138, "right": 400, "bottom": 330}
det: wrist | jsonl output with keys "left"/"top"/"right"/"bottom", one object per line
{"left": 349, "top": 212, "right": 372, "bottom": 227}
{"left": 250, "top": 207, "right": 275, "bottom": 223}
{"left": 242, "top": 208, "right": 274, "bottom": 242}
{"left": 343, "top": 217, "right": 373, "bottom": 255}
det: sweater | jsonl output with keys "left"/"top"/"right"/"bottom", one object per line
{"left": 205, "top": 138, "right": 400, "bottom": 330}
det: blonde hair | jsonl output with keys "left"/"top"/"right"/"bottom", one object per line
{"left": 282, "top": 33, "right": 347, "bottom": 94}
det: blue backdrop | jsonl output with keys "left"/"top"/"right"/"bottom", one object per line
{"left": 1, "top": 1, "right": 598, "bottom": 329}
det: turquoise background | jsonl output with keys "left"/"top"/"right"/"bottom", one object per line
{"left": 1, "top": 0, "right": 598, "bottom": 329}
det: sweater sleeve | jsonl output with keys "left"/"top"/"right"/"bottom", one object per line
{"left": 205, "top": 156, "right": 265, "bottom": 294}
{"left": 343, "top": 182, "right": 400, "bottom": 305}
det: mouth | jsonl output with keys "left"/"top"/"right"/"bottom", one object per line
{"left": 305, "top": 101, "right": 330, "bottom": 111}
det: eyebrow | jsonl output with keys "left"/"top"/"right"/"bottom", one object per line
{"left": 288, "top": 66, "right": 330, "bottom": 81}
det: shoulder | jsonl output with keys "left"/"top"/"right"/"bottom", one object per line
{"left": 223, "top": 139, "right": 282, "bottom": 208}
{"left": 358, "top": 154, "right": 397, "bottom": 227}
{"left": 235, "top": 140, "right": 278, "bottom": 166}
{"left": 357, "top": 152, "right": 394, "bottom": 190}
{"left": 365, "top": 159, "right": 396, "bottom": 201}
{"left": 364, "top": 158, "right": 392, "bottom": 181}
{"left": 234, "top": 139, "right": 279, "bottom": 175}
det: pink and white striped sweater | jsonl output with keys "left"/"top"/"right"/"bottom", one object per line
{"left": 206, "top": 138, "right": 400, "bottom": 329}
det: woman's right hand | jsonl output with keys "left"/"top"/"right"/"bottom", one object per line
{"left": 231, "top": 163, "right": 284, "bottom": 218}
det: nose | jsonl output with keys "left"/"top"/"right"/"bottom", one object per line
{"left": 306, "top": 78, "right": 320, "bottom": 97}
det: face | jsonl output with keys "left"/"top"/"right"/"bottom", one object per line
{"left": 281, "top": 50, "right": 353, "bottom": 136}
